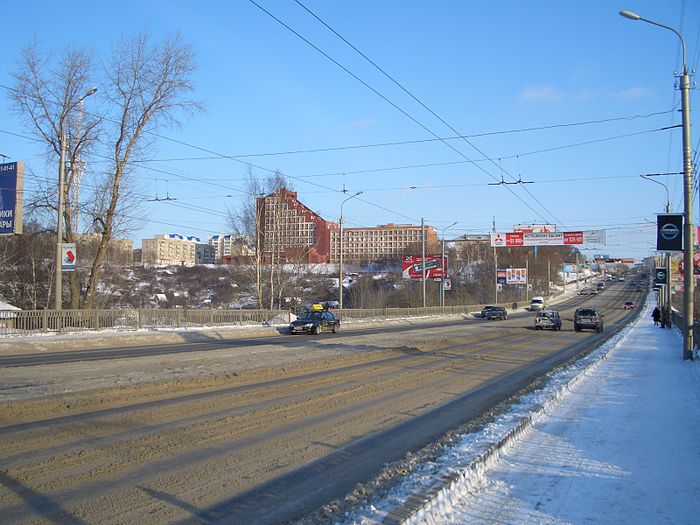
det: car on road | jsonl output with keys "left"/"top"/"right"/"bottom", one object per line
{"left": 574, "top": 307, "right": 604, "bottom": 333}
{"left": 485, "top": 306, "right": 508, "bottom": 320}
{"left": 289, "top": 305, "right": 340, "bottom": 335}
{"left": 635, "top": 285, "right": 644, "bottom": 292}
{"left": 597, "top": 282, "right": 605, "bottom": 290}
{"left": 530, "top": 296, "right": 545, "bottom": 311}
{"left": 534, "top": 309, "right": 562, "bottom": 330}
{"left": 480, "top": 305, "right": 497, "bottom": 318}
{"left": 623, "top": 301, "right": 635, "bottom": 310}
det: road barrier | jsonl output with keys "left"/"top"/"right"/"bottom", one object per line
{"left": 0, "top": 301, "right": 529, "bottom": 336}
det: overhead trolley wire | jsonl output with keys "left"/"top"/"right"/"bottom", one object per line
{"left": 248, "top": 0, "right": 559, "bottom": 227}
{"left": 289, "top": 0, "right": 566, "bottom": 227}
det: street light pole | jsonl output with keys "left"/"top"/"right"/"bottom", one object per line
{"left": 440, "top": 222, "right": 458, "bottom": 307}
{"left": 641, "top": 174, "right": 673, "bottom": 325}
{"left": 338, "top": 191, "right": 362, "bottom": 310}
{"left": 621, "top": 10, "right": 694, "bottom": 359}
{"left": 55, "top": 87, "right": 97, "bottom": 311}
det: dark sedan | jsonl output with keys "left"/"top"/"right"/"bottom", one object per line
{"left": 485, "top": 306, "right": 508, "bottom": 320}
{"left": 289, "top": 310, "right": 340, "bottom": 335}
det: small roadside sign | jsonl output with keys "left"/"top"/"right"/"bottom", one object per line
{"left": 61, "top": 243, "right": 76, "bottom": 272}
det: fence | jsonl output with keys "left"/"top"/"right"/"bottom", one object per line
{"left": 0, "top": 308, "right": 291, "bottom": 336}
{"left": 0, "top": 301, "right": 517, "bottom": 336}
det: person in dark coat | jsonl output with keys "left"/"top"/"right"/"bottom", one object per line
{"left": 652, "top": 306, "right": 661, "bottom": 326}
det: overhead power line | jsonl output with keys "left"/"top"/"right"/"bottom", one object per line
{"left": 289, "top": 0, "right": 567, "bottom": 227}
{"left": 248, "top": 0, "right": 561, "bottom": 227}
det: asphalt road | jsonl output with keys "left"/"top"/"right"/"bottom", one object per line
{"left": 0, "top": 280, "right": 645, "bottom": 524}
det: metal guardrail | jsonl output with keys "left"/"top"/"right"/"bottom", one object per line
{"left": 0, "top": 308, "right": 292, "bottom": 335}
{"left": 0, "top": 300, "right": 530, "bottom": 336}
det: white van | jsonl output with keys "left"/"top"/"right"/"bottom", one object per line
{"left": 530, "top": 296, "right": 545, "bottom": 311}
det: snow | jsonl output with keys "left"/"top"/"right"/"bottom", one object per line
{"left": 345, "top": 297, "right": 700, "bottom": 524}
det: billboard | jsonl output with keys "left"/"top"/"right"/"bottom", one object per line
{"left": 656, "top": 214, "right": 683, "bottom": 252}
{"left": 490, "top": 230, "right": 606, "bottom": 247}
{"left": 0, "top": 162, "right": 24, "bottom": 235}
{"left": 402, "top": 255, "right": 446, "bottom": 279}
{"left": 506, "top": 268, "right": 527, "bottom": 284}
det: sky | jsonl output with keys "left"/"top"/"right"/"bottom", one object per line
{"left": 1, "top": 0, "right": 699, "bottom": 260}
{"left": 344, "top": 297, "right": 700, "bottom": 524}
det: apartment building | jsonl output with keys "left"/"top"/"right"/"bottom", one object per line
{"left": 255, "top": 189, "right": 437, "bottom": 264}
{"left": 208, "top": 234, "right": 254, "bottom": 264}
{"left": 256, "top": 188, "right": 335, "bottom": 264}
{"left": 329, "top": 223, "right": 438, "bottom": 263}
{"left": 142, "top": 234, "right": 198, "bottom": 266}
{"left": 78, "top": 233, "right": 134, "bottom": 265}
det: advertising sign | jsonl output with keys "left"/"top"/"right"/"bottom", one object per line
{"left": 654, "top": 268, "right": 668, "bottom": 285}
{"left": 490, "top": 232, "right": 524, "bottom": 247}
{"left": 61, "top": 243, "right": 77, "bottom": 272}
{"left": 497, "top": 269, "right": 507, "bottom": 284}
{"left": 657, "top": 214, "right": 684, "bottom": 252}
{"left": 490, "top": 230, "right": 606, "bottom": 247}
{"left": 402, "top": 255, "right": 446, "bottom": 279}
{"left": 0, "top": 162, "right": 24, "bottom": 235}
{"left": 506, "top": 268, "right": 527, "bottom": 284}
{"left": 443, "top": 278, "right": 452, "bottom": 290}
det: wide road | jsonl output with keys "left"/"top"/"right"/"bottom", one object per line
{"left": 0, "top": 281, "right": 644, "bottom": 524}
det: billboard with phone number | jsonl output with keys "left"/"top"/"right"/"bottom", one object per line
{"left": 402, "top": 255, "right": 446, "bottom": 279}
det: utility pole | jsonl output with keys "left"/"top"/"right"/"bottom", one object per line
{"left": 492, "top": 217, "right": 498, "bottom": 304}
{"left": 421, "top": 218, "right": 426, "bottom": 307}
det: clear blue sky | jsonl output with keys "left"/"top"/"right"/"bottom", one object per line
{"left": 1, "top": 0, "right": 699, "bottom": 260}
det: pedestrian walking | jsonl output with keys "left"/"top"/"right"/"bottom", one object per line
{"left": 652, "top": 306, "right": 661, "bottom": 326}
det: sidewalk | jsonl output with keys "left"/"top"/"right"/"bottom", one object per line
{"left": 430, "top": 299, "right": 700, "bottom": 524}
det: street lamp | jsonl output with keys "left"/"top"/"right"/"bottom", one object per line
{"left": 641, "top": 174, "right": 672, "bottom": 326}
{"left": 55, "top": 87, "right": 97, "bottom": 310}
{"left": 338, "top": 191, "right": 363, "bottom": 310}
{"left": 440, "top": 222, "right": 458, "bottom": 307}
{"left": 620, "top": 10, "right": 694, "bottom": 360}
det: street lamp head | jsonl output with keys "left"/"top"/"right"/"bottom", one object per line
{"left": 354, "top": 191, "right": 363, "bottom": 197}
{"left": 84, "top": 87, "right": 98, "bottom": 97}
{"left": 619, "top": 9, "right": 641, "bottom": 21}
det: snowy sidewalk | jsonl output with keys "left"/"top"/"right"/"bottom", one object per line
{"left": 432, "top": 300, "right": 700, "bottom": 524}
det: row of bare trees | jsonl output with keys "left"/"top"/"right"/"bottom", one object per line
{"left": 8, "top": 32, "right": 201, "bottom": 309}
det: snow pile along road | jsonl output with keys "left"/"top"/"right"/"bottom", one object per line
{"left": 344, "top": 298, "right": 700, "bottom": 525}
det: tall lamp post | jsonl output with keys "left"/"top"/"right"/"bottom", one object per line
{"left": 641, "top": 174, "right": 672, "bottom": 323}
{"left": 55, "top": 87, "right": 97, "bottom": 310}
{"left": 440, "top": 222, "right": 458, "bottom": 307}
{"left": 620, "top": 10, "right": 694, "bottom": 360}
{"left": 338, "top": 191, "right": 362, "bottom": 310}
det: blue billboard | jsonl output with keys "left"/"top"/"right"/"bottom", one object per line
{"left": 0, "top": 162, "right": 24, "bottom": 235}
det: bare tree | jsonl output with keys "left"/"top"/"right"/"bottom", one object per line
{"left": 82, "top": 32, "right": 201, "bottom": 308}
{"left": 10, "top": 33, "right": 201, "bottom": 309}
{"left": 10, "top": 40, "right": 101, "bottom": 308}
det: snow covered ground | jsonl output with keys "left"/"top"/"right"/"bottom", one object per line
{"left": 345, "top": 297, "right": 700, "bottom": 524}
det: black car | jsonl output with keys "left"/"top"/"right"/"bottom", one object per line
{"left": 485, "top": 306, "right": 508, "bottom": 320}
{"left": 574, "top": 307, "right": 604, "bottom": 333}
{"left": 289, "top": 309, "right": 340, "bottom": 335}
{"left": 480, "top": 305, "right": 497, "bottom": 318}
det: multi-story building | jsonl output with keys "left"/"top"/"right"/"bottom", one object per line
{"left": 142, "top": 234, "right": 197, "bottom": 266}
{"left": 196, "top": 243, "right": 216, "bottom": 265}
{"left": 255, "top": 189, "right": 436, "bottom": 264}
{"left": 329, "top": 223, "right": 437, "bottom": 263}
{"left": 78, "top": 233, "right": 134, "bottom": 266}
{"left": 256, "top": 188, "right": 335, "bottom": 264}
{"left": 208, "top": 234, "right": 255, "bottom": 264}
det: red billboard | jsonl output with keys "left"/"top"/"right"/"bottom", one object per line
{"left": 402, "top": 255, "right": 446, "bottom": 279}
